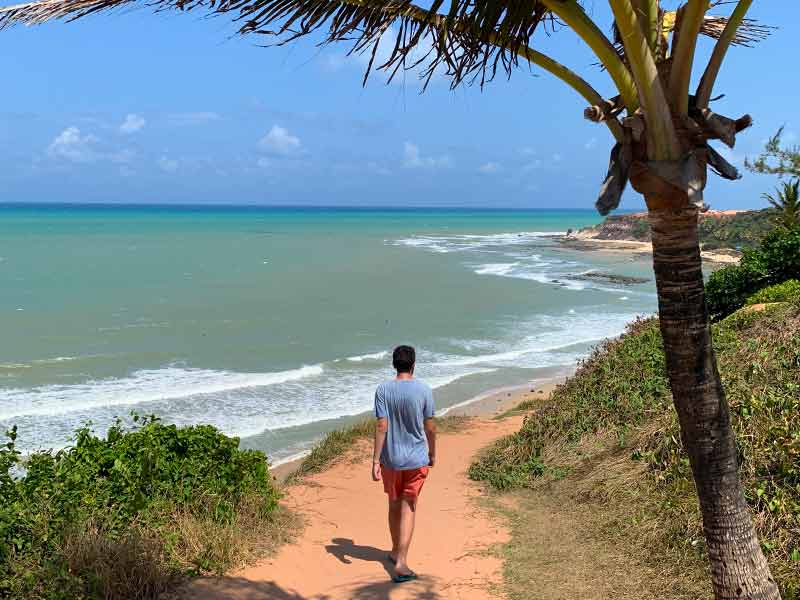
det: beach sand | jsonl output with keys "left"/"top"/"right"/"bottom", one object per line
{"left": 559, "top": 236, "right": 741, "bottom": 264}
{"left": 179, "top": 382, "right": 556, "bottom": 599}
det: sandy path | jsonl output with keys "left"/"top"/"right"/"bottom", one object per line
{"left": 183, "top": 416, "right": 523, "bottom": 600}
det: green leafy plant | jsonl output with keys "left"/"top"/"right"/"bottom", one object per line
{"left": 0, "top": 415, "right": 288, "bottom": 600}
{"left": 706, "top": 226, "right": 800, "bottom": 320}
{"left": 746, "top": 279, "right": 800, "bottom": 305}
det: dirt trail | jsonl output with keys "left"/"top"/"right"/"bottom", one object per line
{"left": 182, "top": 416, "right": 523, "bottom": 600}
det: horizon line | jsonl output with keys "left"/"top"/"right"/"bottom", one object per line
{"left": 0, "top": 201, "right": 624, "bottom": 212}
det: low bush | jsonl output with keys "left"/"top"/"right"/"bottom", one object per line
{"left": 470, "top": 303, "right": 800, "bottom": 597}
{"left": 746, "top": 279, "right": 800, "bottom": 305}
{"left": 706, "top": 226, "right": 800, "bottom": 320}
{"left": 0, "top": 416, "right": 289, "bottom": 600}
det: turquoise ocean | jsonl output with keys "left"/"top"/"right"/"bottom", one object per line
{"left": 0, "top": 205, "right": 657, "bottom": 464}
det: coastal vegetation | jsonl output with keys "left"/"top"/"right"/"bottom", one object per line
{"left": 706, "top": 225, "right": 800, "bottom": 320}
{"left": 0, "top": 416, "right": 294, "bottom": 600}
{"left": 0, "top": 0, "right": 786, "bottom": 594}
{"left": 746, "top": 280, "right": 800, "bottom": 306}
{"left": 471, "top": 302, "right": 800, "bottom": 599}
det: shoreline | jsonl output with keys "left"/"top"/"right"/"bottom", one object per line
{"left": 558, "top": 235, "right": 741, "bottom": 264}
{"left": 269, "top": 374, "right": 567, "bottom": 480}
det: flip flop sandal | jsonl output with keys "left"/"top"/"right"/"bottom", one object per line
{"left": 392, "top": 572, "right": 418, "bottom": 584}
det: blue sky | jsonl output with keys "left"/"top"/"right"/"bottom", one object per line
{"left": 0, "top": 2, "right": 797, "bottom": 209}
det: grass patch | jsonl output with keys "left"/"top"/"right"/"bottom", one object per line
{"left": 287, "top": 415, "right": 472, "bottom": 483}
{"left": 486, "top": 489, "right": 707, "bottom": 600}
{"left": 471, "top": 303, "right": 800, "bottom": 598}
{"left": 494, "top": 398, "right": 541, "bottom": 420}
{"left": 1, "top": 416, "right": 299, "bottom": 600}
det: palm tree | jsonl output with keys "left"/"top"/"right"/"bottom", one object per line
{"left": 763, "top": 179, "right": 800, "bottom": 229}
{"left": 0, "top": 0, "right": 782, "bottom": 597}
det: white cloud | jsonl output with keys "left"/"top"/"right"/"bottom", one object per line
{"left": 584, "top": 137, "right": 597, "bottom": 150}
{"left": 47, "top": 127, "right": 100, "bottom": 162}
{"left": 259, "top": 125, "right": 302, "bottom": 156}
{"left": 478, "top": 162, "right": 501, "bottom": 174}
{"left": 403, "top": 142, "right": 451, "bottom": 169}
{"left": 158, "top": 156, "right": 179, "bottom": 173}
{"left": 47, "top": 126, "right": 135, "bottom": 165}
{"left": 120, "top": 114, "right": 146, "bottom": 134}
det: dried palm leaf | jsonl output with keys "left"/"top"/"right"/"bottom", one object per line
{"left": 611, "top": 9, "right": 772, "bottom": 63}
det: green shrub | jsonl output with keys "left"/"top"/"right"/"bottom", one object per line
{"left": 0, "top": 416, "right": 285, "bottom": 600}
{"left": 706, "top": 226, "right": 800, "bottom": 320}
{"left": 705, "top": 255, "right": 766, "bottom": 320}
{"left": 746, "top": 279, "right": 800, "bottom": 305}
{"left": 759, "top": 225, "right": 800, "bottom": 283}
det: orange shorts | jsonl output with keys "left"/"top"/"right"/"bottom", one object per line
{"left": 381, "top": 465, "right": 429, "bottom": 501}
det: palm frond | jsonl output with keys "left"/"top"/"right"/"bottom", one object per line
{"left": 0, "top": 0, "right": 558, "bottom": 89}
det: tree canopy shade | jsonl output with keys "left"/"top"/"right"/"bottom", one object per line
{"left": 0, "top": 0, "right": 786, "bottom": 598}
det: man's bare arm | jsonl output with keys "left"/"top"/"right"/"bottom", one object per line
{"left": 372, "top": 417, "right": 388, "bottom": 481}
{"left": 424, "top": 417, "right": 437, "bottom": 467}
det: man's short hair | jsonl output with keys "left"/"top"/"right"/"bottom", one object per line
{"left": 392, "top": 345, "right": 416, "bottom": 373}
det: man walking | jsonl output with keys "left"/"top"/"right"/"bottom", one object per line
{"left": 372, "top": 345, "right": 436, "bottom": 583}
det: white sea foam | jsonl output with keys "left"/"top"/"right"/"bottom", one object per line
{"left": 473, "top": 262, "right": 587, "bottom": 291}
{"left": 473, "top": 263, "right": 520, "bottom": 277}
{"left": 390, "top": 231, "right": 564, "bottom": 254}
{"left": 34, "top": 354, "right": 110, "bottom": 365}
{"left": 393, "top": 229, "right": 657, "bottom": 299}
{"left": 0, "top": 364, "right": 324, "bottom": 421}
{"left": 345, "top": 351, "right": 389, "bottom": 362}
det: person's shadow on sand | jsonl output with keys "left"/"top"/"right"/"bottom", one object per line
{"left": 324, "top": 538, "right": 393, "bottom": 577}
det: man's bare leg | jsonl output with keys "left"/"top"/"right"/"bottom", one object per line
{"left": 394, "top": 497, "right": 417, "bottom": 575}
{"left": 388, "top": 499, "right": 402, "bottom": 561}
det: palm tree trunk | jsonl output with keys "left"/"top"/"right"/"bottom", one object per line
{"left": 648, "top": 205, "right": 780, "bottom": 600}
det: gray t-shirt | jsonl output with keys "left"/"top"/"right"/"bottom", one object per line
{"left": 374, "top": 379, "right": 435, "bottom": 470}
